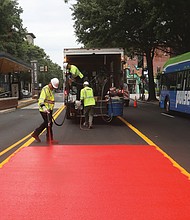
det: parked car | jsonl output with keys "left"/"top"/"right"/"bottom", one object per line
{"left": 21, "top": 89, "right": 30, "bottom": 98}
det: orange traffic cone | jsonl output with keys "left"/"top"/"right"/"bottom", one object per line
{"left": 134, "top": 96, "right": 137, "bottom": 108}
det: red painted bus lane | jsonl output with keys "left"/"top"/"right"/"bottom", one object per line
{"left": 0, "top": 145, "right": 190, "bottom": 220}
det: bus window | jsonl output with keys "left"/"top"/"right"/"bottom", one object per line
{"left": 160, "top": 74, "right": 167, "bottom": 90}
{"left": 176, "top": 71, "right": 184, "bottom": 90}
{"left": 167, "top": 73, "right": 177, "bottom": 90}
{"left": 185, "top": 70, "right": 190, "bottom": 91}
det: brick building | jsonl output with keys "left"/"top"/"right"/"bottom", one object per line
{"left": 124, "top": 49, "right": 170, "bottom": 95}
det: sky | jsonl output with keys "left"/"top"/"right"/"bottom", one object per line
{"left": 18, "top": 0, "right": 81, "bottom": 68}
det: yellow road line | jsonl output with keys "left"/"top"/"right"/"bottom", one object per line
{"left": 54, "top": 105, "right": 65, "bottom": 118}
{"left": 0, "top": 106, "right": 65, "bottom": 168}
{"left": 0, "top": 133, "right": 32, "bottom": 156}
{"left": 118, "top": 116, "right": 190, "bottom": 180}
{"left": 0, "top": 138, "right": 34, "bottom": 168}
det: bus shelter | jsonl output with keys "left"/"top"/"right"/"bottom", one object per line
{"left": 0, "top": 52, "right": 32, "bottom": 110}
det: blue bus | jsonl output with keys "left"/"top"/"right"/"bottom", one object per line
{"left": 160, "top": 52, "right": 190, "bottom": 113}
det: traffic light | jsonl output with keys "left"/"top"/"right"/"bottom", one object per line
{"left": 39, "top": 65, "right": 48, "bottom": 72}
{"left": 39, "top": 66, "right": 44, "bottom": 72}
{"left": 44, "top": 66, "right": 48, "bottom": 72}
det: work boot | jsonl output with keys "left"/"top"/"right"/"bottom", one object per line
{"left": 88, "top": 121, "right": 93, "bottom": 129}
{"left": 31, "top": 133, "right": 41, "bottom": 142}
{"left": 88, "top": 124, "right": 93, "bottom": 129}
{"left": 83, "top": 122, "right": 89, "bottom": 127}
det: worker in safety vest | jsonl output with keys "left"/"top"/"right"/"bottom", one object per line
{"left": 80, "top": 81, "right": 95, "bottom": 129}
{"left": 31, "top": 78, "right": 59, "bottom": 144}
{"left": 63, "top": 62, "right": 84, "bottom": 100}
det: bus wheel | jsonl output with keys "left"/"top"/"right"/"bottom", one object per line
{"left": 165, "top": 98, "right": 170, "bottom": 112}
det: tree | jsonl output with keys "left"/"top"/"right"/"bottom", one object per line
{"left": 71, "top": 0, "right": 160, "bottom": 100}
{"left": 0, "top": 0, "right": 27, "bottom": 57}
{"left": 23, "top": 42, "right": 63, "bottom": 88}
{"left": 155, "top": 0, "right": 190, "bottom": 55}
{"left": 72, "top": 0, "right": 124, "bottom": 48}
{"left": 67, "top": 0, "right": 190, "bottom": 101}
{"left": 0, "top": 0, "right": 63, "bottom": 87}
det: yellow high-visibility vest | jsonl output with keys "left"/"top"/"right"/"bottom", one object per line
{"left": 80, "top": 86, "right": 95, "bottom": 107}
{"left": 38, "top": 85, "right": 55, "bottom": 111}
{"left": 70, "top": 65, "right": 84, "bottom": 79}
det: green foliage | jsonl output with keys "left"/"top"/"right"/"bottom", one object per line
{"left": 23, "top": 43, "right": 63, "bottom": 87}
{"left": 0, "top": 0, "right": 26, "bottom": 56}
{"left": 71, "top": 0, "right": 190, "bottom": 100}
{"left": 157, "top": 0, "right": 190, "bottom": 55}
{"left": 72, "top": 0, "right": 125, "bottom": 48}
{"left": 38, "top": 59, "right": 63, "bottom": 88}
{"left": 71, "top": 0, "right": 190, "bottom": 54}
{"left": 0, "top": 0, "right": 63, "bottom": 87}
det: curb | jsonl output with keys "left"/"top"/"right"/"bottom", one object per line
{"left": 0, "top": 108, "right": 16, "bottom": 114}
{"left": 130, "top": 98, "right": 159, "bottom": 106}
{"left": 0, "top": 99, "right": 37, "bottom": 114}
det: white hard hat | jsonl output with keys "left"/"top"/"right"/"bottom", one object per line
{"left": 51, "top": 78, "right": 59, "bottom": 89}
{"left": 63, "top": 62, "right": 68, "bottom": 69}
{"left": 83, "top": 81, "right": 89, "bottom": 86}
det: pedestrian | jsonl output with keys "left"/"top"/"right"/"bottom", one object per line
{"left": 63, "top": 62, "right": 84, "bottom": 100}
{"left": 31, "top": 78, "right": 59, "bottom": 144}
{"left": 80, "top": 81, "right": 95, "bottom": 129}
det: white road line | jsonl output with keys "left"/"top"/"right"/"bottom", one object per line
{"left": 161, "top": 113, "right": 175, "bottom": 118}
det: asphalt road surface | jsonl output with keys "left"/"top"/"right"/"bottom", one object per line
{"left": 0, "top": 93, "right": 190, "bottom": 173}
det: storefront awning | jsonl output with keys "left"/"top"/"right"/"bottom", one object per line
{"left": 0, "top": 52, "right": 32, "bottom": 74}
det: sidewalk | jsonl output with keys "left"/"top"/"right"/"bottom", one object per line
{"left": 0, "top": 97, "right": 37, "bottom": 114}
{"left": 17, "top": 97, "right": 37, "bottom": 108}
{"left": 130, "top": 93, "right": 160, "bottom": 105}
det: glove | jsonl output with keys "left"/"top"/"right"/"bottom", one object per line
{"left": 42, "top": 106, "right": 50, "bottom": 114}
{"left": 75, "top": 100, "right": 82, "bottom": 109}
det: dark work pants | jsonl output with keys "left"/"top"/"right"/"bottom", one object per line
{"left": 76, "top": 78, "right": 83, "bottom": 100}
{"left": 33, "top": 110, "right": 53, "bottom": 141}
{"left": 72, "top": 77, "right": 83, "bottom": 100}
{"left": 84, "top": 105, "right": 94, "bottom": 126}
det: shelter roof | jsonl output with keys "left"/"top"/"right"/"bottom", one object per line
{"left": 0, "top": 52, "right": 32, "bottom": 74}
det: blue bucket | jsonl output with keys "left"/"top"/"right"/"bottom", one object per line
{"left": 108, "top": 100, "right": 123, "bottom": 116}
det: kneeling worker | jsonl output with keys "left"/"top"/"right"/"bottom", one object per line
{"left": 31, "top": 78, "right": 59, "bottom": 144}
{"left": 80, "top": 81, "right": 95, "bottom": 129}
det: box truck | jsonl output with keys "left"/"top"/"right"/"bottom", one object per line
{"left": 63, "top": 48, "right": 129, "bottom": 120}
